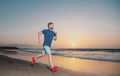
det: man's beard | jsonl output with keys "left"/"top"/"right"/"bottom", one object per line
{"left": 50, "top": 27, "right": 54, "bottom": 30}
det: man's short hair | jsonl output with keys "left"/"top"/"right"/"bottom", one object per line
{"left": 48, "top": 22, "right": 53, "bottom": 28}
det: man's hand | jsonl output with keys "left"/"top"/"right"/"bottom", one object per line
{"left": 54, "top": 32, "right": 57, "bottom": 41}
{"left": 54, "top": 36, "right": 57, "bottom": 41}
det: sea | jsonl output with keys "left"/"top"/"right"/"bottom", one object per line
{"left": 20, "top": 48, "right": 120, "bottom": 62}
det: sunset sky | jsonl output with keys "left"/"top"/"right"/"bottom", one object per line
{"left": 0, "top": 0, "right": 120, "bottom": 48}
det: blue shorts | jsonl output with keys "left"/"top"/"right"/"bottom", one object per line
{"left": 42, "top": 45, "right": 51, "bottom": 54}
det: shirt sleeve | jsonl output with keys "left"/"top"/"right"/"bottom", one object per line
{"left": 42, "top": 30, "right": 45, "bottom": 34}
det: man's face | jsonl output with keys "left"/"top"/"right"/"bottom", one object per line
{"left": 49, "top": 24, "right": 54, "bottom": 30}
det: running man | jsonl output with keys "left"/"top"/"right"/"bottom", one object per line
{"left": 32, "top": 22, "right": 58, "bottom": 72}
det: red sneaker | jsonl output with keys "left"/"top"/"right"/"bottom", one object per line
{"left": 51, "top": 66, "right": 58, "bottom": 72}
{"left": 32, "top": 57, "right": 35, "bottom": 65}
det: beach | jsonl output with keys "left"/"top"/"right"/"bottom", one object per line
{"left": 0, "top": 48, "right": 120, "bottom": 76}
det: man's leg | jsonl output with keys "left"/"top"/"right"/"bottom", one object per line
{"left": 48, "top": 54, "right": 54, "bottom": 68}
{"left": 48, "top": 54, "right": 58, "bottom": 72}
{"left": 44, "top": 46, "right": 57, "bottom": 71}
{"left": 35, "top": 54, "right": 44, "bottom": 60}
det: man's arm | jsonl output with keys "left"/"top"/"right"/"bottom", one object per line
{"left": 38, "top": 32, "right": 43, "bottom": 44}
{"left": 54, "top": 32, "right": 57, "bottom": 41}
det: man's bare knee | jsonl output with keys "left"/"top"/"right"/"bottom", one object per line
{"left": 41, "top": 54, "right": 45, "bottom": 57}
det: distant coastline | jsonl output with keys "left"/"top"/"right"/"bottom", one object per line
{"left": 0, "top": 45, "right": 120, "bottom": 51}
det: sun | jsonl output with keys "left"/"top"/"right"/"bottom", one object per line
{"left": 71, "top": 41, "right": 77, "bottom": 48}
